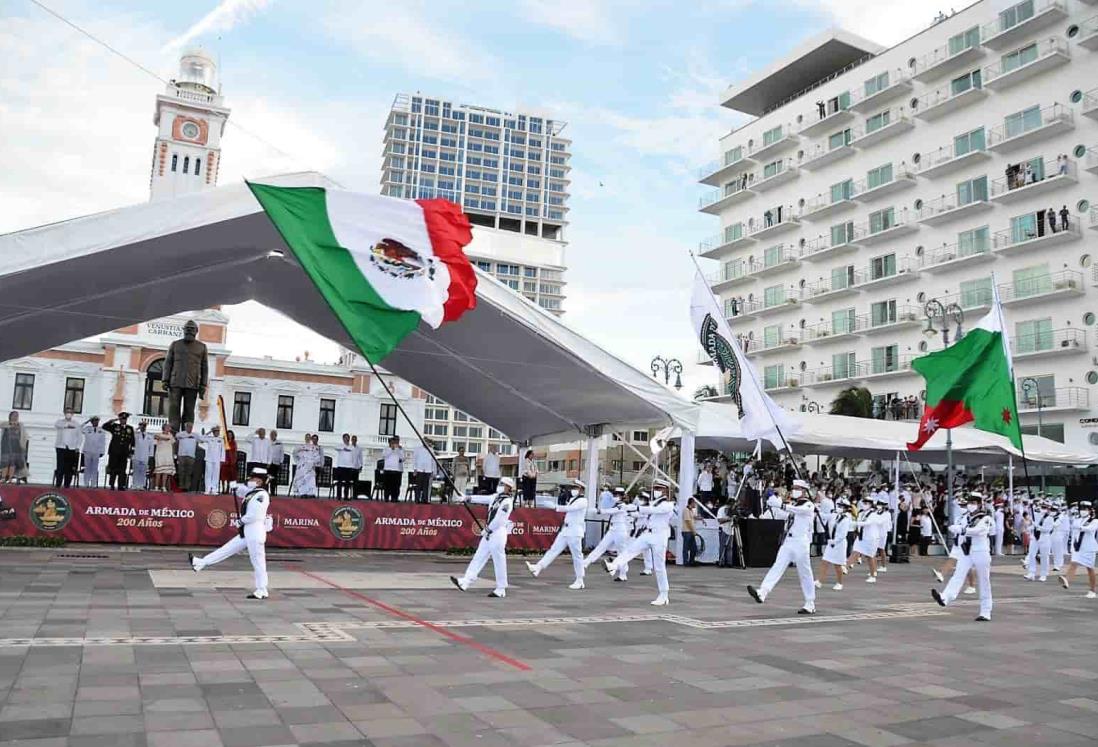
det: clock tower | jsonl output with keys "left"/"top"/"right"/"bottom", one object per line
{"left": 149, "top": 49, "right": 231, "bottom": 202}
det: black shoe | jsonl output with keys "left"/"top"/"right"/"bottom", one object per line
{"left": 487, "top": 590, "right": 505, "bottom": 598}
{"left": 974, "top": 615, "right": 990, "bottom": 622}
{"left": 187, "top": 552, "right": 197, "bottom": 572}
{"left": 613, "top": 577, "right": 625, "bottom": 582}
{"left": 450, "top": 575, "right": 466, "bottom": 592}
{"left": 797, "top": 607, "right": 815, "bottom": 615}
{"left": 931, "top": 588, "right": 945, "bottom": 607}
{"left": 245, "top": 593, "right": 265, "bottom": 600}
{"left": 747, "top": 585, "right": 763, "bottom": 604}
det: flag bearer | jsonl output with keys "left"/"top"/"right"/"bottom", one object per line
{"left": 189, "top": 467, "right": 272, "bottom": 600}
{"left": 932, "top": 496, "right": 994, "bottom": 621}
{"left": 747, "top": 479, "right": 817, "bottom": 614}
{"left": 451, "top": 477, "right": 515, "bottom": 598}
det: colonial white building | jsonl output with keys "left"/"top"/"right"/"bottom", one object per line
{"left": 0, "top": 49, "right": 426, "bottom": 487}
{"left": 699, "top": 0, "right": 1098, "bottom": 452}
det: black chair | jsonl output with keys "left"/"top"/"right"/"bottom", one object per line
{"left": 317, "top": 465, "right": 334, "bottom": 498}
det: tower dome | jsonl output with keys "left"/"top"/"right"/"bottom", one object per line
{"left": 175, "top": 48, "right": 218, "bottom": 94}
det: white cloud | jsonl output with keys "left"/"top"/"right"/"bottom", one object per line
{"left": 518, "top": 0, "right": 620, "bottom": 44}
{"left": 789, "top": 0, "right": 947, "bottom": 46}
{"left": 164, "top": 0, "right": 274, "bottom": 53}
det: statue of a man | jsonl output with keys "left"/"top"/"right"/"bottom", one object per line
{"left": 163, "top": 320, "right": 208, "bottom": 431}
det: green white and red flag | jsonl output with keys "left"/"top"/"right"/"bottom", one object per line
{"left": 247, "top": 182, "right": 476, "bottom": 363}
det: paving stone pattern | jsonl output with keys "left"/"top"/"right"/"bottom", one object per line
{"left": 1, "top": 546, "right": 1096, "bottom": 746}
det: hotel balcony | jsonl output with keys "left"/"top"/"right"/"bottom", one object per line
{"left": 810, "top": 355, "right": 917, "bottom": 387}
{"left": 745, "top": 330, "right": 803, "bottom": 358}
{"left": 983, "top": 38, "right": 1070, "bottom": 90}
{"left": 992, "top": 222, "right": 1081, "bottom": 255}
{"left": 725, "top": 300, "right": 757, "bottom": 323}
{"left": 801, "top": 191, "right": 856, "bottom": 221}
{"left": 698, "top": 224, "right": 753, "bottom": 259}
{"left": 748, "top": 245, "right": 802, "bottom": 277}
{"left": 861, "top": 305, "right": 923, "bottom": 335}
{"left": 1091, "top": 207, "right": 1098, "bottom": 232}
{"left": 754, "top": 290, "right": 803, "bottom": 317}
{"left": 852, "top": 166, "right": 917, "bottom": 202}
{"left": 1086, "top": 149, "right": 1098, "bottom": 175}
{"left": 916, "top": 192, "right": 993, "bottom": 226}
{"left": 861, "top": 355, "right": 918, "bottom": 381}
{"left": 751, "top": 159, "right": 800, "bottom": 192}
{"left": 803, "top": 316, "right": 867, "bottom": 345}
{"left": 991, "top": 159, "right": 1077, "bottom": 203}
{"left": 802, "top": 232, "right": 859, "bottom": 262}
{"left": 748, "top": 129, "right": 800, "bottom": 161}
{"left": 936, "top": 289, "right": 993, "bottom": 315}
{"left": 1079, "top": 14, "right": 1098, "bottom": 50}
{"left": 799, "top": 106, "right": 855, "bottom": 138}
{"left": 998, "top": 269, "right": 1084, "bottom": 306}
{"left": 1011, "top": 328, "right": 1087, "bottom": 360}
{"left": 918, "top": 144, "right": 991, "bottom": 179}
{"left": 1018, "top": 386, "right": 1089, "bottom": 413}
{"left": 801, "top": 136, "right": 858, "bottom": 171}
{"left": 748, "top": 210, "right": 799, "bottom": 240}
{"left": 850, "top": 256, "right": 920, "bottom": 291}
{"left": 922, "top": 238, "right": 994, "bottom": 273}
{"left": 853, "top": 112, "right": 914, "bottom": 149}
{"left": 987, "top": 104, "right": 1074, "bottom": 153}
{"left": 763, "top": 373, "right": 804, "bottom": 392}
{"left": 850, "top": 215, "right": 918, "bottom": 246}
{"left": 850, "top": 75, "right": 913, "bottom": 113}
{"left": 1083, "top": 89, "right": 1098, "bottom": 120}
{"left": 981, "top": 0, "right": 1067, "bottom": 50}
{"left": 803, "top": 275, "right": 859, "bottom": 303}
{"left": 914, "top": 82, "right": 987, "bottom": 122}
{"left": 912, "top": 39, "right": 985, "bottom": 82}
{"left": 707, "top": 261, "right": 752, "bottom": 292}
{"left": 699, "top": 183, "right": 754, "bottom": 214}
{"left": 698, "top": 149, "right": 755, "bottom": 187}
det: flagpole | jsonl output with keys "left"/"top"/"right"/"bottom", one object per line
{"left": 992, "top": 271, "right": 1035, "bottom": 504}
{"left": 688, "top": 252, "right": 805, "bottom": 481}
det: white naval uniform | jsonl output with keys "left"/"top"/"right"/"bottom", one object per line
{"left": 584, "top": 502, "right": 632, "bottom": 580}
{"left": 631, "top": 508, "right": 655, "bottom": 573}
{"left": 132, "top": 431, "right": 155, "bottom": 489}
{"left": 1069, "top": 517, "right": 1098, "bottom": 570}
{"left": 457, "top": 492, "right": 513, "bottom": 593}
{"left": 948, "top": 508, "right": 971, "bottom": 560}
{"left": 939, "top": 512, "right": 994, "bottom": 618}
{"left": 1052, "top": 511, "right": 1070, "bottom": 569}
{"left": 757, "top": 500, "right": 816, "bottom": 610}
{"left": 532, "top": 494, "right": 589, "bottom": 582}
{"left": 874, "top": 507, "right": 892, "bottom": 554}
{"left": 851, "top": 510, "right": 881, "bottom": 558}
{"left": 201, "top": 435, "right": 225, "bottom": 495}
{"left": 993, "top": 507, "right": 1005, "bottom": 556}
{"left": 1022, "top": 512, "right": 1039, "bottom": 572}
{"left": 608, "top": 496, "right": 675, "bottom": 599}
{"left": 1029, "top": 512, "right": 1055, "bottom": 579}
{"left": 192, "top": 483, "right": 271, "bottom": 597}
{"left": 80, "top": 425, "right": 107, "bottom": 487}
{"left": 822, "top": 511, "right": 852, "bottom": 566}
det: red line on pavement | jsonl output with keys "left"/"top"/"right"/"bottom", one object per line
{"left": 297, "top": 569, "right": 531, "bottom": 672}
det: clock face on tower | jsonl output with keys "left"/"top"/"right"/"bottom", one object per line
{"left": 172, "top": 116, "right": 209, "bottom": 145}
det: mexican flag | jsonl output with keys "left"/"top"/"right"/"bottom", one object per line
{"left": 907, "top": 286, "right": 1023, "bottom": 451}
{"left": 248, "top": 183, "right": 477, "bottom": 363}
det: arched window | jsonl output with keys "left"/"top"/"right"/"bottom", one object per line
{"left": 194, "top": 158, "right": 201, "bottom": 176}
{"left": 171, "top": 154, "right": 178, "bottom": 172}
{"left": 143, "top": 359, "right": 170, "bottom": 417}
{"left": 183, "top": 156, "right": 190, "bottom": 174}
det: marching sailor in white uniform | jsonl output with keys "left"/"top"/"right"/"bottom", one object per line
{"left": 816, "top": 497, "right": 852, "bottom": 591}
{"left": 1027, "top": 502, "right": 1055, "bottom": 582}
{"left": 1058, "top": 501, "right": 1098, "bottom": 599}
{"left": 933, "top": 495, "right": 977, "bottom": 595}
{"left": 604, "top": 480, "right": 675, "bottom": 605}
{"left": 451, "top": 477, "right": 515, "bottom": 598}
{"left": 189, "top": 467, "right": 272, "bottom": 600}
{"left": 931, "top": 496, "right": 994, "bottom": 621}
{"left": 759, "top": 494, "right": 788, "bottom": 520}
{"left": 1051, "top": 502, "right": 1071, "bottom": 572}
{"left": 527, "top": 479, "right": 589, "bottom": 589}
{"left": 629, "top": 491, "right": 655, "bottom": 575}
{"left": 747, "top": 479, "right": 817, "bottom": 614}
{"left": 584, "top": 487, "right": 631, "bottom": 581}
{"left": 848, "top": 498, "right": 883, "bottom": 583}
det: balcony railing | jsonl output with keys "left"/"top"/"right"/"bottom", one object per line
{"left": 811, "top": 355, "right": 917, "bottom": 384}
{"left": 981, "top": 0, "right": 1067, "bottom": 49}
{"left": 987, "top": 104, "right": 1073, "bottom": 151}
{"left": 992, "top": 221, "right": 1081, "bottom": 253}
{"left": 983, "top": 37, "right": 1069, "bottom": 89}
{"left": 801, "top": 134, "right": 859, "bottom": 169}
{"left": 748, "top": 127, "right": 799, "bottom": 159}
{"left": 865, "top": 305, "right": 922, "bottom": 331}
{"left": 751, "top": 158, "right": 800, "bottom": 190}
{"left": 923, "top": 237, "right": 993, "bottom": 269}
{"left": 918, "top": 142, "right": 989, "bottom": 177}
{"left": 851, "top": 256, "right": 919, "bottom": 287}
{"left": 1018, "top": 386, "right": 1089, "bottom": 411}
{"left": 803, "top": 316, "right": 868, "bottom": 342}
{"left": 850, "top": 74, "right": 913, "bottom": 112}
{"left": 804, "top": 274, "right": 857, "bottom": 299}
{"left": 851, "top": 164, "right": 917, "bottom": 200}
{"left": 748, "top": 207, "right": 799, "bottom": 237}
{"left": 850, "top": 213, "right": 916, "bottom": 243}
{"left": 915, "top": 80, "right": 986, "bottom": 120}
{"left": 916, "top": 190, "right": 991, "bottom": 224}
{"left": 706, "top": 261, "right": 749, "bottom": 287}
{"left": 699, "top": 181, "right": 753, "bottom": 210}
{"left": 990, "top": 157, "right": 1076, "bottom": 200}
{"left": 749, "top": 330, "right": 803, "bottom": 354}
{"left": 1012, "top": 327, "right": 1086, "bottom": 356}
{"left": 997, "top": 269, "right": 1083, "bottom": 302}
{"left": 912, "top": 36, "right": 984, "bottom": 81}
{"left": 697, "top": 148, "right": 753, "bottom": 182}
{"left": 748, "top": 245, "right": 801, "bottom": 275}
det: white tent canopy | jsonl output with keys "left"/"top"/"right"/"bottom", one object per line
{"left": 690, "top": 402, "right": 1098, "bottom": 466}
{"left": 0, "top": 172, "right": 697, "bottom": 445}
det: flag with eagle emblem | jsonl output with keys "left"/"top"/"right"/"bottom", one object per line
{"left": 689, "top": 271, "right": 799, "bottom": 448}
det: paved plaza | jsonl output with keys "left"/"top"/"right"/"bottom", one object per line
{"left": 2, "top": 546, "right": 1097, "bottom": 747}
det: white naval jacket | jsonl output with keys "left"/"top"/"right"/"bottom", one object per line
{"left": 468, "top": 492, "right": 513, "bottom": 540}
{"left": 1073, "top": 517, "right": 1098, "bottom": 553}
{"left": 235, "top": 484, "right": 272, "bottom": 538}
{"left": 555, "top": 494, "right": 589, "bottom": 538}
{"left": 783, "top": 500, "right": 815, "bottom": 547}
{"left": 598, "top": 502, "right": 633, "bottom": 535}
{"left": 950, "top": 512, "right": 993, "bottom": 555}
{"left": 638, "top": 496, "right": 675, "bottom": 540}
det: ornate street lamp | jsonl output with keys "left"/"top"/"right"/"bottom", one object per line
{"left": 651, "top": 356, "right": 683, "bottom": 390}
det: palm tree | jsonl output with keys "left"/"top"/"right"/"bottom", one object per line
{"left": 829, "top": 386, "right": 873, "bottom": 418}
{"left": 694, "top": 384, "right": 719, "bottom": 400}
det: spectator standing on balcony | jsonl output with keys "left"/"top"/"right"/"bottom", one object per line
{"left": 132, "top": 421, "right": 154, "bottom": 490}
{"left": 412, "top": 439, "right": 435, "bottom": 503}
{"left": 175, "top": 422, "right": 199, "bottom": 491}
{"left": 267, "top": 430, "right": 284, "bottom": 496}
{"left": 153, "top": 423, "right": 176, "bottom": 491}
{"left": 816, "top": 100, "right": 825, "bottom": 119}
{"left": 246, "top": 428, "right": 271, "bottom": 478}
{"left": 1048, "top": 205, "right": 1057, "bottom": 234}
{"left": 764, "top": 209, "right": 774, "bottom": 227}
{"left": 80, "top": 416, "right": 107, "bottom": 487}
{"left": 201, "top": 426, "right": 225, "bottom": 496}
{"left": 1058, "top": 154, "right": 1069, "bottom": 176}
{"left": 54, "top": 408, "right": 82, "bottom": 487}
{"left": 1022, "top": 162, "right": 1033, "bottom": 185}
{"left": 521, "top": 449, "right": 538, "bottom": 507}
{"left": 1060, "top": 205, "right": 1070, "bottom": 232}
{"left": 482, "top": 444, "right": 502, "bottom": 493}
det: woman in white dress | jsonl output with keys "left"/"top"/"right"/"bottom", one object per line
{"left": 817, "top": 498, "right": 853, "bottom": 591}
{"left": 152, "top": 423, "right": 176, "bottom": 492}
{"left": 1059, "top": 501, "right": 1098, "bottom": 599}
{"left": 292, "top": 434, "right": 319, "bottom": 497}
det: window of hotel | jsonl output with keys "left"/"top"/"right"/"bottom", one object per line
{"left": 762, "top": 159, "right": 784, "bottom": 178}
{"left": 871, "top": 344, "right": 899, "bottom": 374}
{"left": 828, "top": 128, "right": 853, "bottom": 150}
{"left": 724, "top": 223, "right": 744, "bottom": 243}
{"left": 831, "top": 264, "right": 855, "bottom": 291}
{"left": 1021, "top": 422, "right": 1064, "bottom": 443}
{"left": 866, "top": 163, "right": 893, "bottom": 189}
{"left": 870, "top": 253, "right": 897, "bottom": 280}
{"left": 954, "top": 127, "right": 986, "bottom": 156}
{"left": 318, "top": 399, "right": 336, "bottom": 432}
{"left": 144, "top": 360, "right": 170, "bottom": 418}
{"left": 960, "top": 277, "right": 993, "bottom": 308}
{"left": 830, "top": 179, "right": 853, "bottom": 203}
{"left": 763, "top": 364, "right": 784, "bottom": 389}
{"left": 379, "top": 403, "right": 398, "bottom": 437}
{"left": 64, "top": 377, "right": 85, "bottom": 414}
{"left": 957, "top": 175, "right": 988, "bottom": 205}
{"left": 1010, "top": 212, "right": 1040, "bottom": 242}
{"left": 831, "top": 221, "right": 855, "bottom": 246}
{"left": 1001, "top": 43, "right": 1038, "bottom": 74}
{"left": 957, "top": 226, "right": 990, "bottom": 256}
{"left": 871, "top": 299, "right": 897, "bottom": 326}
{"left": 762, "top": 125, "right": 783, "bottom": 146}
{"left": 276, "top": 396, "right": 294, "bottom": 430}
{"left": 1004, "top": 105, "right": 1042, "bottom": 139}
{"left": 950, "top": 69, "right": 981, "bottom": 96}
{"left": 763, "top": 244, "right": 785, "bottom": 267}
{"left": 763, "top": 325, "right": 781, "bottom": 348}
{"left": 832, "top": 308, "right": 856, "bottom": 335}
{"left": 1017, "top": 374, "right": 1055, "bottom": 408}
{"left": 832, "top": 352, "right": 856, "bottom": 379}
{"left": 1016, "top": 318, "right": 1053, "bottom": 354}
{"left": 12, "top": 373, "right": 34, "bottom": 411}
{"left": 948, "top": 26, "right": 980, "bottom": 56}
{"left": 231, "top": 391, "right": 251, "bottom": 426}
{"left": 999, "top": 0, "right": 1035, "bottom": 32}
{"left": 726, "top": 145, "right": 744, "bottom": 164}
{"left": 826, "top": 92, "right": 851, "bottom": 114}
{"left": 864, "top": 71, "right": 889, "bottom": 97}
{"left": 763, "top": 284, "right": 785, "bottom": 307}
{"left": 865, "top": 110, "right": 891, "bottom": 134}
{"left": 868, "top": 207, "right": 895, "bottom": 234}
{"left": 1013, "top": 264, "right": 1052, "bottom": 299}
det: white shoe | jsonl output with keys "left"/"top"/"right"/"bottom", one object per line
{"left": 1038, "top": 577, "right": 1047, "bottom": 583}
{"left": 640, "top": 570, "right": 653, "bottom": 576}
{"left": 525, "top": 561, "right": 540, "bottom": 578}
{"left": 878, "top": 566, "right": 888, "bottom": 573}
{"left": 603, "top": 559, "right": 615, "bottom": 574}
{"left": 1022, "top": 574, "right": 1035, "bottom": 581}
{"left": 932, "top": 569, "right": 944, "bottom": 583}
{"left": 814, "top": 580, "right": 822, "bottom": 589}
{"left": 866, "top": 576, "right": 876, "bottom": 584}
{"left": 963, "top": 586, "right": 976, "bottom": 595}
{"left": 650, "top": 595, "right": 669, "bottom": 606}
{"left": 488, "top": 589, "right": 506, "bottom": 598}
{"left": 568, "top": 579, "right": 585, "bottom": 590}
{"left": 832, "top": 583, "right": 843, "bottom": 591}
{"left": 841, "top": 565, "right": 850, "bottom": 574}
{"left": 1086, "top": 591, "right": 1096, "bottom": 599}
{"left": 449, "top": 575, "right": 468, "bottom": 592}
{"left": 1059, "top": 576, "right": 1069, "bottom": 590}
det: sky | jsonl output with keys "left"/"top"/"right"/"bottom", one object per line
{"left": 1, "top": 0, "right": 949, "bottom": 396}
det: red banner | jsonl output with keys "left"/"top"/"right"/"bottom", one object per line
{"left": 0, "top": 486, "right": 563, "bottom": 551}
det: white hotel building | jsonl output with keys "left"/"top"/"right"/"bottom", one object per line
{"left": 699, "top": 0, "right": 1098, "bottom": 452}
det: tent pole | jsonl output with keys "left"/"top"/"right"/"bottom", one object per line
{"left": 365, "top": 360, "right": 483, "bottom": 532}
{"left": 584, "top": 433, "right": 600, "bottom": 504}
{"left": 676, "top": 431, "right": 696, "bottom": 566}
{"left": 946, "top": 428, "right": 956, "bottom": 526}
{"left": 901, "top": 451, "right": 950, "bottom": 549}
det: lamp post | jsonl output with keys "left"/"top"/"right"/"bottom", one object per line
{"left": 922, "top": 298, "right": 966, "bottom": 525}
{"left": 1021, "top": 376, "right": 1045, "bottom": 493}
{"left": 800, "top": 397, "right": 821, "bottom": 413}
{"left": 651, "top": 356, "right": 683, "bottom": 390}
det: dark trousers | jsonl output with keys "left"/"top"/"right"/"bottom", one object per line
{"left": 55, "top": 448, "right": 78, "bottom": 487}
{"left": 267, "top": 463, "right": 280, "bottom": 495}
{"left": 413, "top": 471, "right": 432, "bottom": 503}
{"left": 107, "top": 452, "right": 129, "bottom": 490}
{"left": 682, "top": 531, "right": 698, "bottom": 565}
{"left": 483, "top": 477, "right": 500, "bottom": 494}
{"left": 383, "top": 471, "right": 402, "bottom": 502}
{"left": 520, "top": 476, "right": 536, "bottom": 505}
{"left": 332, "top": 467, "right": 351, "bottom": 499}
{"left": 918, "top": 537, "right": 931, "bottom": 556}
{"left": 718, "top": 529, "right": 733, "bottom": 567}
{"left": 178, "top": 457, "right": 197, "bottom": 491}
{"left": 167, "top": 388, "right": 199, "bottom": 431}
